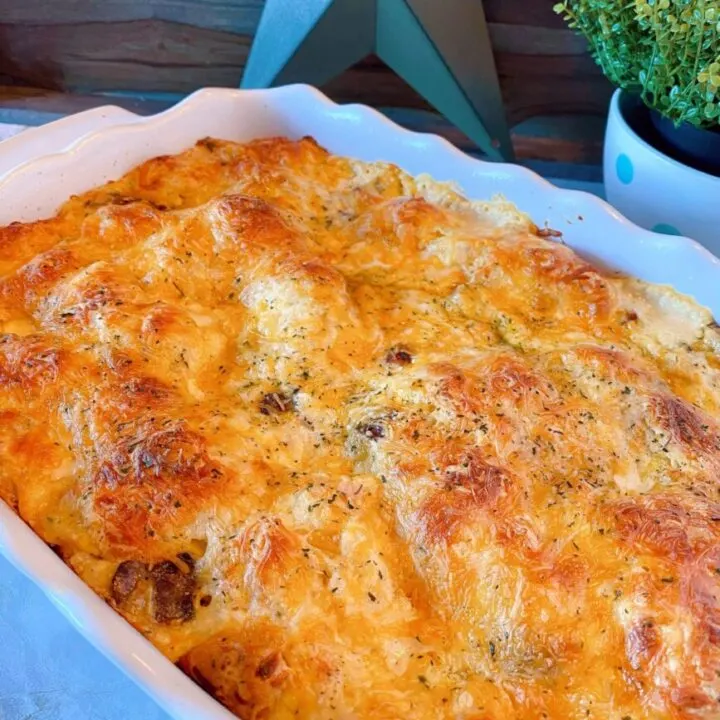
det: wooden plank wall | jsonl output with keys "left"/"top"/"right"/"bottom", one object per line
{"left": 0, "top": 0, "right": 612, "bottom": 166}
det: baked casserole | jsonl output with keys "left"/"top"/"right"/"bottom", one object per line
{"left": 1, "top": 136, "right": 719, "bottom": 719}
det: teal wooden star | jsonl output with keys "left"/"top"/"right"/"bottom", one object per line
{"left": 241, "top": 0, "right": 513, "bottom": 161}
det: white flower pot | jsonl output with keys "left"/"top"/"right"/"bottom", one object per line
{"left": 604, "top": 89, "right": 720, "bottom": 259}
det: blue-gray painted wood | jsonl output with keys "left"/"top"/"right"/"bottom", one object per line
{"left": 240, "top": 0, "right": 512, "bottom": 161}
{"left": 242, "top": 0, "right": 375, "bottom": 90}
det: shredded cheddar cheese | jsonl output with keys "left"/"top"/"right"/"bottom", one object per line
{"left": 1, "top": 136, "right": 719, "bottom": 720}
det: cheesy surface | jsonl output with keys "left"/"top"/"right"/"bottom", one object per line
{"left": 1, "top": 137, "right": 720, "bottom": 720}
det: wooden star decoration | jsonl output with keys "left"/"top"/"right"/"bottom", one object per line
{"left": 241, "top": 0, "right": 513, "bottom": 161}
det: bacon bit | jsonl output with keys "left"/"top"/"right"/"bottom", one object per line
{"left": 184, "top": 665, "right": 219, "bottom": 697}
{"left": 259, "top": 391, "right": 294, "bottom": 416}
{"left": 108, "top": 194, "right": 137, "bottom": 206}
{"left": 197, "top": 137, "right": 220, "bottom": 152}
{"left": 625, "top": 619, "right": 659, "bottom": 670}
{"left": 385, "top": 346, "right": 413, "bottom": 365}
{"left": 357, "top": 422, "right": 385, "bottom": 440}
{"left": 48, "top": 543, "right": 64, "bottom": 559}
{"left": 624, "top": 310, "right": 639, "bottom": 323}
{"left": 536, "top": 226, "right": 563, "bottom": 238}
{"left": 256, "top": 651, "right": 282, "bottom": 680}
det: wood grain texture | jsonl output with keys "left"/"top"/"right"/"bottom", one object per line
{"left": 0, "top": 20, "right": 251, "bottom": 92}
{"left": 0, "top": 85, "right": 171, "bottom": 123}
{"left": 483, "top": 0, "right": 569, "bottom": 28}
{"left": 0, "top": 0, "right": 612, "bottom": 164}
{"left": 0, "top": 84, "right": 605, "bottom": 174}
{"left": 0, "top": 0, "right": 264, "bottom": 34}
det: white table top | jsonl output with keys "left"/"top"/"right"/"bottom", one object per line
{"left": 0, "top": 121, "right": 603, "bottom": 720}
{"left": 0, "top": 555, "right": 169, "bottom": 720}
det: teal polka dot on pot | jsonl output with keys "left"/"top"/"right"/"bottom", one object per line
{"left": 616, "top": 153, "right": 634, "bottom": 184}
{"left": 652, "top": 222, "right": 682, "bottom": 236}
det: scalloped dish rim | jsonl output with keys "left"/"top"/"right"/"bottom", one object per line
{"left": 0, "top": 84, "right": 718, "bottom": 720}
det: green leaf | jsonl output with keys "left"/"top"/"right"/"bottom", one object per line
{"left": 555, "top": 0, "right": 720, "bottom": 128}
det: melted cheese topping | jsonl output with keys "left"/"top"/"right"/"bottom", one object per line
{"left": 1, "top": 136, "right": 720, "bottom": 720}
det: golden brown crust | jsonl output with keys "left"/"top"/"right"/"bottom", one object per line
{"left": 1, "top": 136, "right": 719, "bottom": 719}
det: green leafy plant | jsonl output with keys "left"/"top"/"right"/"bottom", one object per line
{"left": 554, "top": 0, "right": 720, "bottom": 128}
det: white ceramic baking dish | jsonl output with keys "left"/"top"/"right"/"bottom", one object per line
{"left": 0, "top": 85, "right": 718, "bottom": 720}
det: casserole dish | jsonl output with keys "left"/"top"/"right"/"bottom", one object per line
{"left": 0, "top": 85, "right": 718, "bottom": 720}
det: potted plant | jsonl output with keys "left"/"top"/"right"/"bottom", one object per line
{"left": 554, "top": 0, "right": 720, "bottom": 256}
